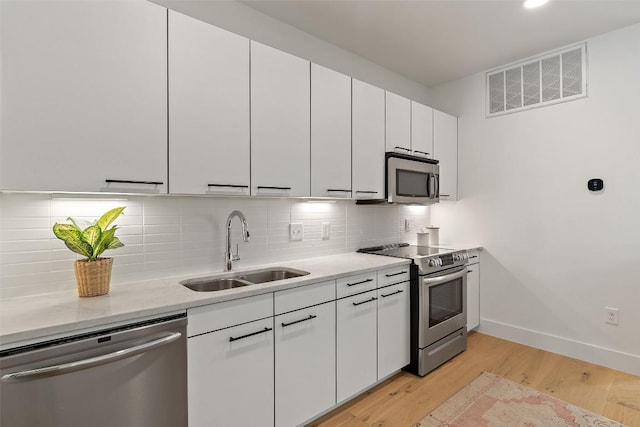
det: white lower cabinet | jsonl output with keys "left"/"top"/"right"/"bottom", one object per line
{"left": 275, "top": 302, "right": 336, "bottom": 427}
{"left": 336, "top": 289, "right": 378, "bottom": 403}
{"left": 467, "top": 251, "right": 481, "bottom": 331}
{"left": 377, "top": 281, "right": 411, "bottom": 379}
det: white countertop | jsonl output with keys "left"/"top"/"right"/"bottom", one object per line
{"left": 0, "top": 253, "right": 411, "bottom": 349}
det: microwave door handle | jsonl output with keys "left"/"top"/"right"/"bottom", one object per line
{"left": 429, "top": 173, "right": 436, "bottom": 199}
{"left": 435, "top": 173, "right": 440, "bottom": 198}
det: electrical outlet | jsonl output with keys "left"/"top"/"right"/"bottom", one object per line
{"left": 604, "top": 307, "right": 619, "bottom": 325}
{"left": 321, "top": 222, "right": 330, "bottom": 240}
{"left": 289, "top": 223, "right": 303, "bottom": 241}
{"left": 405, "top": 218, "right": 411, "bottom": 232}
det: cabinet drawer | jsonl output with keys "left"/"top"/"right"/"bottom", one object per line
{"left": 187, "top": 293, "right": 273, "bottom": 337}
{"left": 336, "top": 271, "right": 377, "bottom": 299}
{"left": 274, "top": 280, "right": 335, "bottom": 315}
{"left": 377, "top": 265, "right": 410, "bottom": 288}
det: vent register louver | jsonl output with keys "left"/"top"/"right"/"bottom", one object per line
{"left": 487, "top": 43, "right": 587, "bottom": 117}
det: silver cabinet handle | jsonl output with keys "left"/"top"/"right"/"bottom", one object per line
{"left": 423, "top": 267, "right": 467, "bottom": 285}
{"left": 1, "top": 332, "right": 182, "bottom": 383}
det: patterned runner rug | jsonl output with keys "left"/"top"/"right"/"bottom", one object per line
{"left": 415, "top": 371, "right": 626, "bottom": 426}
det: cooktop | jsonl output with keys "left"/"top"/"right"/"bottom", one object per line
{"left": 358, "top": 243, "right": 468, "bottom": 274}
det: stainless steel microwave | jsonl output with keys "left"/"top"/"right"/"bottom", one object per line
{"left": 386, "top": 152, "right": 439, "bottom": 205}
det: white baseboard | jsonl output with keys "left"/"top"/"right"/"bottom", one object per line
{"left": 479, "top": 318, "right": 640, "bottom": 376}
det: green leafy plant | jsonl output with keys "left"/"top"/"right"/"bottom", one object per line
{"left": 53, "top": 207, "right": 125, "bottom": 261}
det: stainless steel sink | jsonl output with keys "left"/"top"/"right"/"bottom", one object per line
{"left": 237, "top": 268, "right": 309, "bottom": 284}
{"left": 180, "top": 267, "right": 309, "bottom": 292}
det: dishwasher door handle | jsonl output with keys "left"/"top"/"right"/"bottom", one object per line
{"left": 1, "top": 332, "right": 182, "bottom": 383}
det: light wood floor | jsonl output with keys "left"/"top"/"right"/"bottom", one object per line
{"left": 308, "top": 332, "right": 640, "bottom": 427}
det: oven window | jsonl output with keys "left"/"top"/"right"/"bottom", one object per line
{"left": 396, "top": 169, "right": 429, "bottom": 197}
{"left": 429, "top": 278, "right": 463, "bottom": 328}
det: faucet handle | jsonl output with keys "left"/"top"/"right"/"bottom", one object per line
{"left": 232, "top": 243, "right": 241, "bottom": 261}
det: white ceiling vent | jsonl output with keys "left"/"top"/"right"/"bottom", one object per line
{"left": 486, "top": 43, "right": 587, "bottom": 117}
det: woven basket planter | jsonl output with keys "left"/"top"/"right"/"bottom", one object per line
{"left": 74, "top": 257, "right": 113, "bottom": 297}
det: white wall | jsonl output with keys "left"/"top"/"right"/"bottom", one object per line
{"left": 0, "top": 193, "right": 430, "bottom": 299}
{"left": 151, "top": 0, "right": 432, "bottom": 105}
{"left": 430, "top": 23, "right": 640, "bottom": 375}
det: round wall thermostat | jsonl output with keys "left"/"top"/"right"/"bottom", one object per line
{"left": 587, "top": 178, "right": 604, "bottom": 191}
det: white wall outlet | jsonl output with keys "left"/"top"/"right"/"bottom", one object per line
{"left": 321, "top": 222, "right": 330, "bottom": 240}
{"left": 604, "top": 307, "right": 619, "bottom": 325}
{"left": 289, "top": 223, "right": 303, "bottom": 241}
{"left": 405, "top": 218, "right": 411, "bottom": 232}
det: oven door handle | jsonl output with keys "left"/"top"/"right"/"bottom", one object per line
{"left": 423, "top": 267, "right": 467, "bottom": 285}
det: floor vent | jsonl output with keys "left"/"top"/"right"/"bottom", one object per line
{"left": 486, "top": 43, "right": 587, "bottom": 117}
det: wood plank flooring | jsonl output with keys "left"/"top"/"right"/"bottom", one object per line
{"left": 307, "top": 332, "right": 640, "bottom": 427}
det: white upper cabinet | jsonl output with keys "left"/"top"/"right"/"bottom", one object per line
{"left": 0, "top": 0, "right": 168, "bottom": 193}
{"left": 385, "top": 92, "right": 411, "bottom": 154}
{"left": 352, "top": 79, "right": 385, "bottom": 200}
{"left": 168, "top": 11, "right": 250, "bottom": 196}
{"left": 311, "top": 64, "right": 352, "bottom": 198}
{"left": 411, "top": 101, "right": 434, "bottom": 159}
{"left": 433, "top": 110, "right": 458, "bottom": 200}
{"left": 251, "top": 41, "right": 310, "bottom": 197}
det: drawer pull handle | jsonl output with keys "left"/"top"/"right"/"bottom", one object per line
{"left": 467, "top": 269, "right": 474, "bottom": 273}
{"left": 385, "top": 271, "right": 407, "bottom": 277}
{"left": 229, "top": 327, "right": 272, "bottom": 342}
{"left": 327, "top": 189, "right": 351, "bottom": 192}
{"left": 346, "top": 278, "right": 373, "bottom": 287}
{"left": 105, "top": 179, "right": 163, "bottom": 185}
{"left": 208, "top": 184, "right": 249, "bottom": 188}
{"left": 394, "top": 146, "right": 411, "bottom": 152}
{"left": 469, "top": 256, "right": 478, "bottom": 259}
{"left": 413, "top": 150, "right": 430, "bottom": 156}
{"left": 355, "top": 190, "right": 378, "bottom": 194}
{"left": 440, "top": 194, "right": 451, "bottom": 197}
{"left": 353, "top": 297, "right": 377, "bottom": 306}
{"left": 381, "top": 289, "right": 404, "bottom": 298}
{"left": 257, "top": 186, "right": 291, "bottom": 190}
{"left": 281, "top": 315, "right": 317, "bottom": 328}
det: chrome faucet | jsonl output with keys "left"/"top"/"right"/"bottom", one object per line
{"left": 225, "top": 210, "right": 250, "bottom": 271}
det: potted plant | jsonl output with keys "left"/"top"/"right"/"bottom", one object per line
{"left": 53, "top": 206, "right": 125, "bottom": 297}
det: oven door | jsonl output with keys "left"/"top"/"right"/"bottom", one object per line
{"left": 418, "top": 266, "right": 467, "bottom": 348}
{"left": 387, "top": 155, "right": 439, "bottom": 204}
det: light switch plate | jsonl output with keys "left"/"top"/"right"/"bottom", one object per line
{"left": 321, "top": 222, "right": 330, "bottom": 240}
{"left": 290, "top": 223, "right": 303, "bottom": 241}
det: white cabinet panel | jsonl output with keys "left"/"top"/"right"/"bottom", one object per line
{"left": 251, "top": 41, "right": 310, "bottom": 197}
{"left": 275, "top": 302, "right": 336, "bottom": 427}
{"left": 336, "top": 290, "right": 378, "bottom": 403}
{"left": 385, "top": 92, "right": 411, "bottom": 153}
{"left": 0, "top": 0, "right": 167, "bottom": 193}
{"left": 467, "top": 258, "right": 480, "bottom": 331}
{"left": 168, "top": 11, "right": 250, "bottom": 196}
{"left": 377, "top": 282, "right": 410, "bottom": 379}
{"left": 411, "top": 101, "right": 434, "bottom": 158}
{"left": 311, "top": 64, "right": 352, "bottom": 198}
{"left": 352, "top": 79, "right": 385, "bottom": 200}
{"left": 188, "top": 317, "right": 274, "bottom": 427}
{"left": 433, "top": 110, "right": 458, "bottom": 200}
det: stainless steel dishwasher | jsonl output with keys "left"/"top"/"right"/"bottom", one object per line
{"left": 0, "top": 313, "right": 187, "bottom": 427}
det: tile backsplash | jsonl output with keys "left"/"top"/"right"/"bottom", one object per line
{"left": 0, "top": 193, "right": 430, "bottom": 299}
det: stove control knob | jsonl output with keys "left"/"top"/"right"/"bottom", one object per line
{"left": 428, "top": 258, "right": 439, "bottom": 267}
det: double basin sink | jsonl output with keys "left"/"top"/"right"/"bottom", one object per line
{"left": 180, "top": 267, "right": 310, "bottom": 292}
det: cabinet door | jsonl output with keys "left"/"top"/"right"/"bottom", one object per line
{"left": 377, "top": 282, "right": 410, "bottom": 379}
{"left": 433, "top": 110, "right": 458, "bottom": 200}
{"left": 311, "top": 64, "right": 352, "bottom": 198}
{"left": 385, "top": 92, "right": 411, "bottom": 153}
{"left": 188, "top": 318, "right": 274, "bottom": 427}
{"left": 336, "top": 290, "right": 378, "bottom": 403}
{"left": 411, "top": 101, "right": 433, "bottom": 158}
{"left": 251, "top": 41, "right": 310, "bottom": 197}
{"left": 0, "top": 0, "right": 167, "bottom": 193}
{"left": 352, "top": 80, "right": 385, "bottom": 200}
{"left": 467, "top": 263, "right": 480, "bottom": 331}
{"left": 275, "top": 302, "right": 336, "bottom": 427}
{"left": 168, "top": 11, "right": 250, "bottom": 196}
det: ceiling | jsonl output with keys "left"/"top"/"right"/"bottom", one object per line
{"left": 241, "top": 0, "right": 640, "bottom": 87}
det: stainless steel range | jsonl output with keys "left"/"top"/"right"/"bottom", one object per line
{"left": 358, "top": 243, "right": 469, "bottom": 376}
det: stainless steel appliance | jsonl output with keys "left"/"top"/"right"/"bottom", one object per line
{"left": 356, "top": 152, "right": 440, "bottom": 205}
{"left": 0, "top": 313, "right": 188, "bottom": 427}
{"left": 358, "top": 243, "right": 468, "bottom": 376}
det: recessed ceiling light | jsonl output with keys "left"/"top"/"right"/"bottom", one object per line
{"left": 524, "top": 0, "right": 549, "bottom": 9}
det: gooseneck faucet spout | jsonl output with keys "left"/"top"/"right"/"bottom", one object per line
{"left": 225, "top": 210, "right": 250, "bottom": 271}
